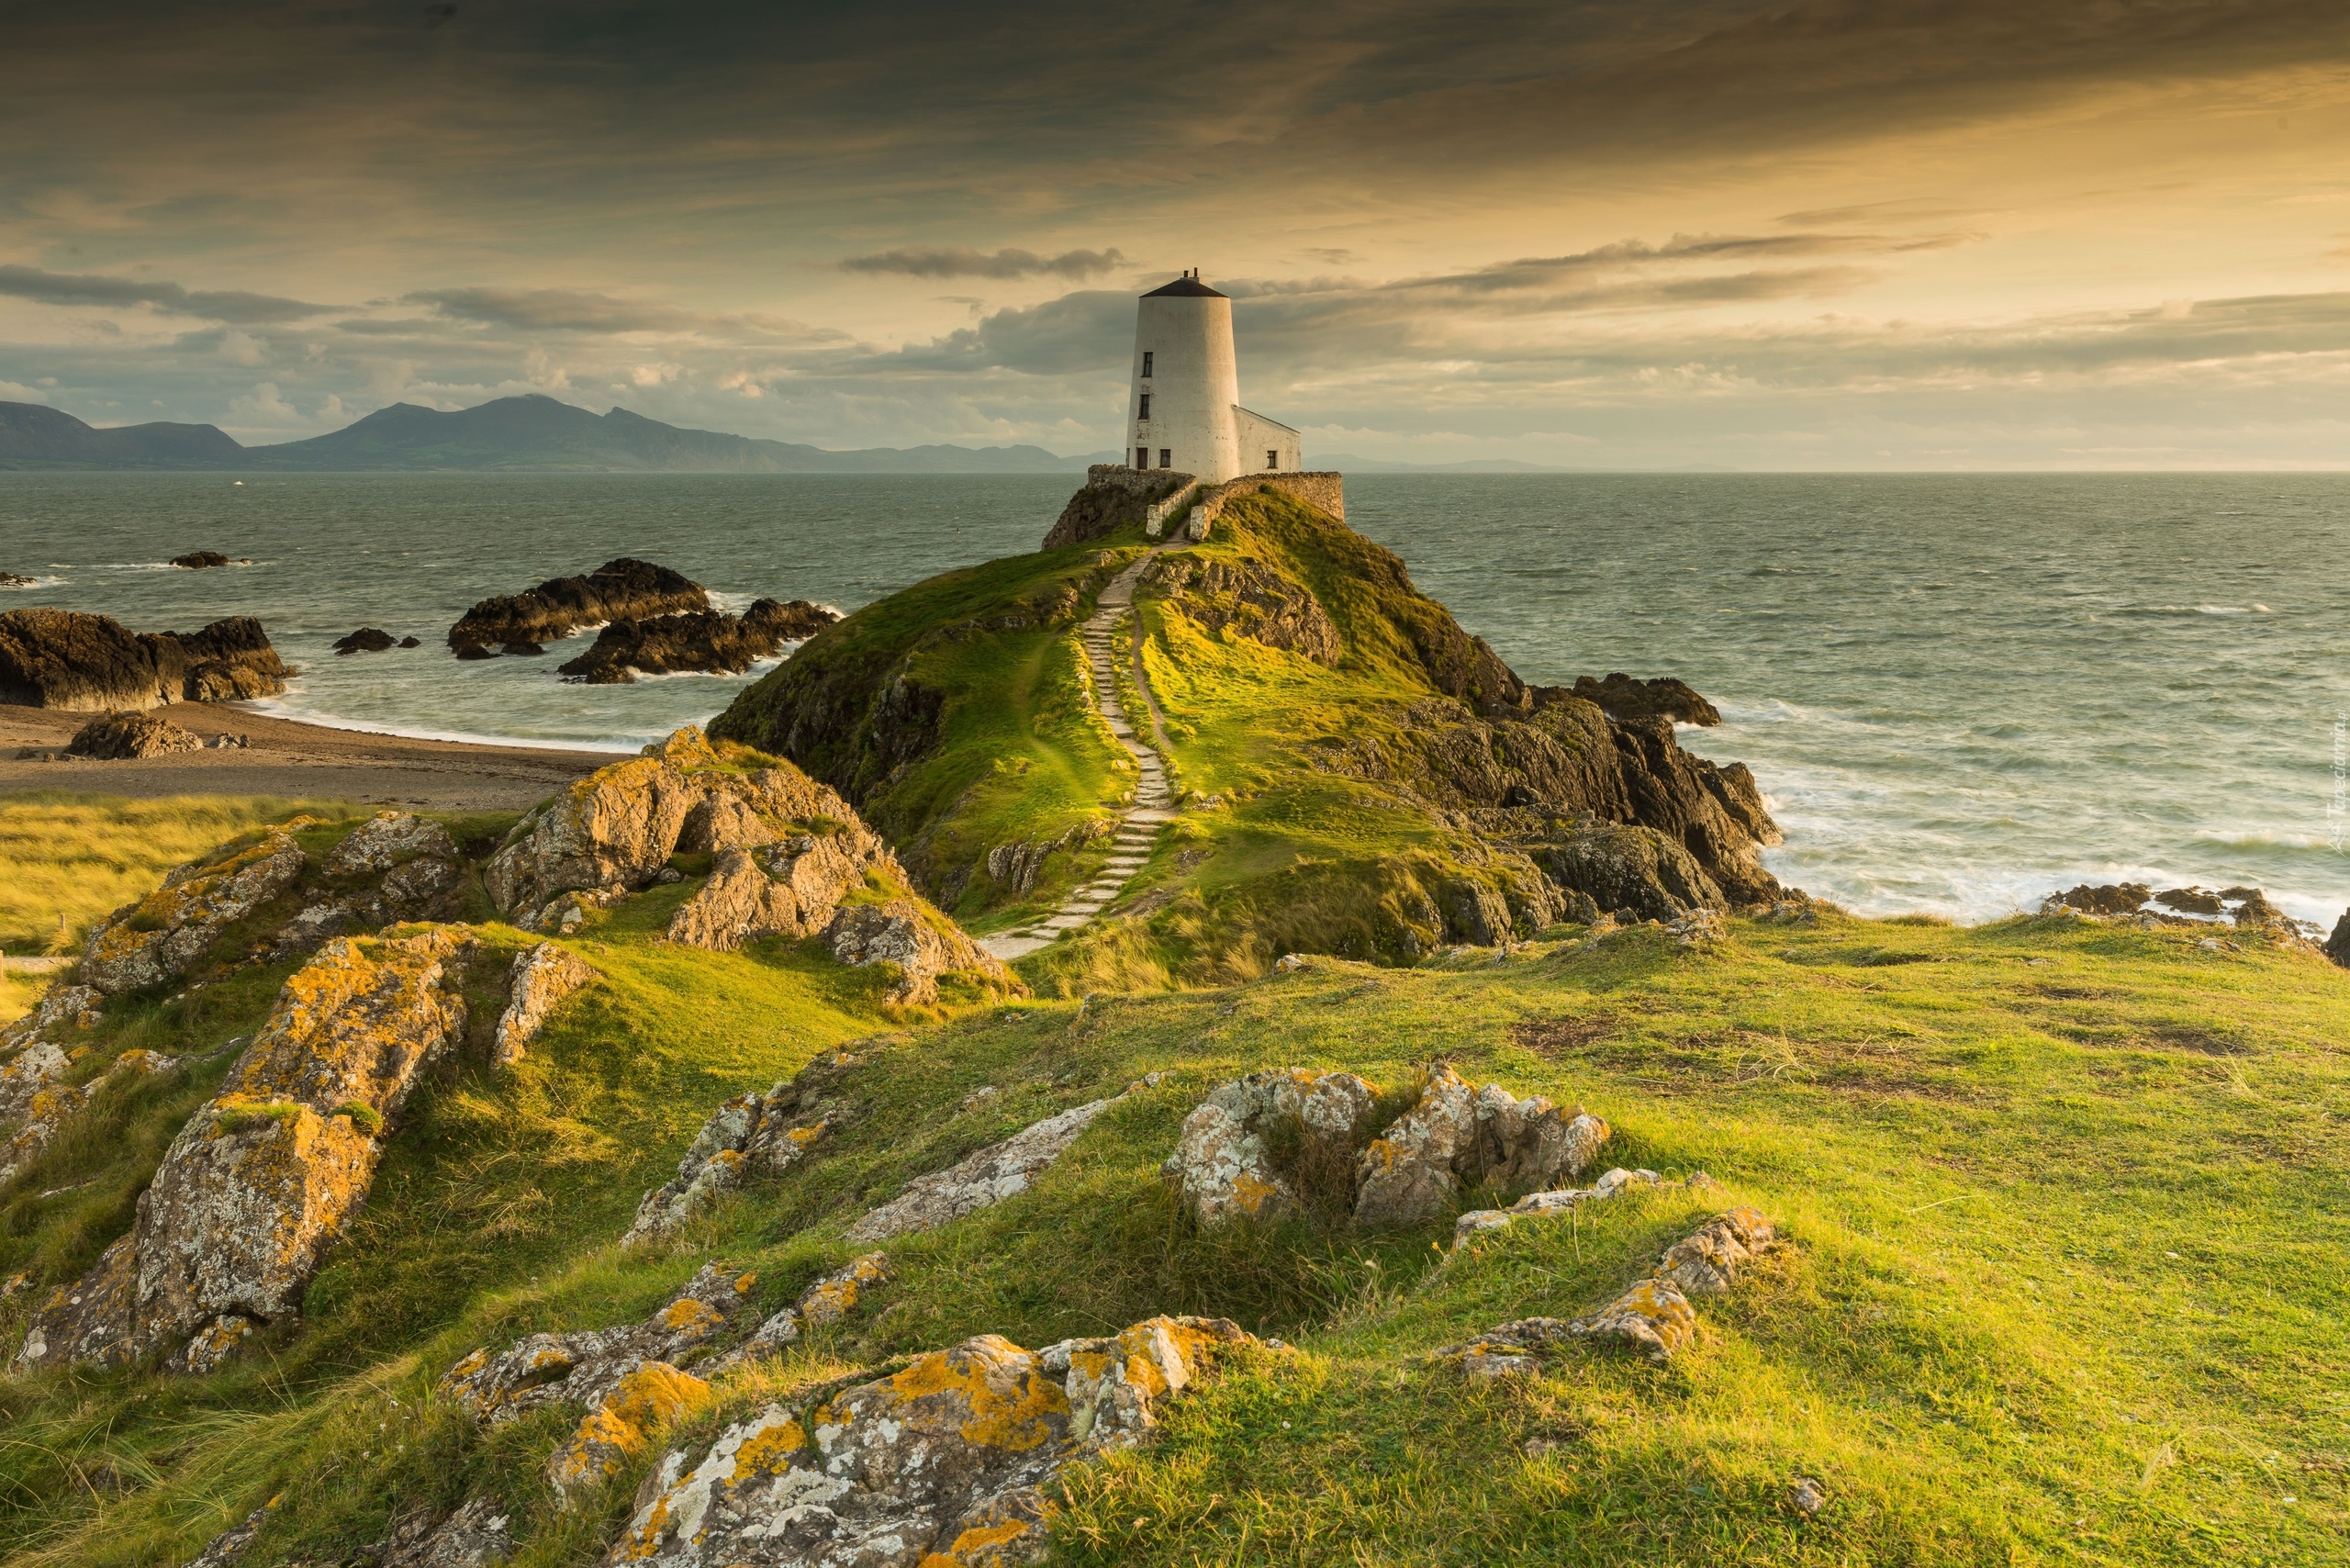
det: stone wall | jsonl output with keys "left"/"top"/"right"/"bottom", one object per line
{"left": 1185, "top": 471, "right": 1346, "bottom": 538}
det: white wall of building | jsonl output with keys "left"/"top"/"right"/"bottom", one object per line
{"left": 1127, "top": 277, "right": 1241, "bottom": 483}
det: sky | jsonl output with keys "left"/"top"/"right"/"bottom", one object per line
{"left": 6, "top": 1, "right": 2350, "bottom": 467}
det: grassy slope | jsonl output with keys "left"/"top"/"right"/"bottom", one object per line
{"left": 3, "top": 849, "right": 2343, "bottom": 1564}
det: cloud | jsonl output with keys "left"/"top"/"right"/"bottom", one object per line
{"left": 838, "top": 247, "right": 1128, "bottom": 280}
{"left": 404, "top": 286, "right": 836, "bottom": 342}
{"left": 0, "top": 263, "right": 333, "bottom": 323}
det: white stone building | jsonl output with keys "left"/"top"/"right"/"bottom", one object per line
{"left": 1125, "top": 271, "right": 1301, "bottom": 484}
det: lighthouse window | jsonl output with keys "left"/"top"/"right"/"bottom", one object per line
{"left": 1141, "top": 352, "right": 1153, "bottom": 377}
{"left": 1136, "top": 446, "right": 1149, "bottom": 470}
{"left": 1158, "top": 449, "right": 1172, "bottom": 469}
{"left": 1137, "top": 393, "right": 1151, "bottom": 420}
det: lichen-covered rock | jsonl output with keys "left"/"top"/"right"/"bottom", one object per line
{"left": 712, "top": 1253, "right": 893, "bottom": 1367}
{"left": 0, "top": 982, "right": 102, "bottom": 1052}
{"left": 180, "top": 1503, "right": 272, "bottom": 1568}
{"left": 1566, "top": 1278, "right": 1698, "bottom": 1361}
{"left": 1353, "top": 1066, "right": 1606, "bottom": 1230}
{"left": 82, "top": 825, "right": 308, "bottom": 994}
{"left": 326, "top": 811, "right": 459, "bottom": 876}
{"left": 66, "top": 710, "right": 207, "bottom": 759}
{"left": 823, "top": 898, "right": 1016, "bottom": 1005}
{"left": 1655, "top": 1205, "right": 1776, "bottom": 1296}
{"left": 621, "top": 1053, "right": 861, "bottom": 1246}
{"left": 549, "top": 1361, "right": 714, "bottom": 1506}
{"left": 492, "top": 942, "right": 594, "bottom": 1068}
{"left": 485, "top": 733, "right": 725, "bottom": 915}
{"left": 664, "top": 847, "right": 804, "bottom": 951}
{"left": 1161, "top": 1069, "right": 1375, "bottom": 1227}
{"left": 609, "top": 1316, "right": 1254, "bottom": 1568}
{"left": 0, "top": 1040, "right": 73, "bottom": 1131}
{"left": 1449, "top": 1163, "right": 1655, "bottom": 1250}
{"left": 2, "top": 1047, "right": 179, "bottom": 1184}
{"left": 845, "top": 1098, "right": 1117, "bottom": 1243}
{"left": 13, "top": 928, "right": 476, "bottom": 1373}
{"left": 367, "top": 1496, "right": 515, "bottom": 1568}
{"left": 439, "top": 1262, "right": 759, "bottom": 1426}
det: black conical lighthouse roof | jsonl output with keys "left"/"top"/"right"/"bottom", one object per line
{"left": 1143, "top": 272, "right": 1226, "bottom": 298}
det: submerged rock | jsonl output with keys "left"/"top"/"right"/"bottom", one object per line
{"left": 556, "top": 598, "right": 838, "bottom": 685}
{"left": 845, "top": 1099, "right": 1116, "bottom": 1243}
{"left": 14, "top": 927, "right": 477, "bottom": 1374}
{"left": 448, "top": 558, "right": 707, "bottom": 655}
{"left": 65, "top": 710, "right": 207, "bottom": 759}
{"left": 610, "top": 1315, "right": 1257, "bottom": 1568}
{"left": 0, "top": 608, "right": 290, "bottom": 711}
{"left": 491, "top": 942, "right": 594, "bottom": 1068}
{"left": 82, "top": 824, "right": 309, "bottom": 994}
{"left": 331, "top": 627, "right": 397, "bottom": 655}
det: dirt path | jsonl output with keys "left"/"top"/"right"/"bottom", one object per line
{"left": 980, "top": 543, "right": 1185, "bottom": 960}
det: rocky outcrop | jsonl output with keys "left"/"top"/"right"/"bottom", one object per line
{"left": 1165, "top": 1065, "right": 1608, "bottom": 1233}
{"left": 0, "top": 608, "right": 289, "bottom": 710}
{"left": 1568, "top": 673, "right": 1722, "bottom": 726}
{"left": 610, "top": 1315, "right": 1257, "bottom": 1568}
{"left": 448, "top": 558, "right": 707, "bottom": 655}
{"left": 556, "top": 598, "right": 838, "bottom": 685}
{"left": 82, "top": 823, "right": 309, "bottom": 994}
{"left": 172, "top": 552, "right": 233, "bottom": 570}
{"left": 662, "top": 847, "right": 810, "bottom": 951}
{"left": 1041, "top": 471, "right": 1196, "bottom": 550}
{"left": 1146, "top": 554, "right": 1341, "bottom": 666}
{"left": 263, "top": 812, "right": 468, "bottom": 962}
{"left": 66, "top": 710, "right": 206, "bottom": 758}
{"left": 707, "top": 1253, "right": 893, "bottom": 1371}
{"left": 823, "top": 899, "right": 1017, "bottom": 1005}
{"left": 14, "top": 927, "right": 477, "bottom": 1374}
{"left": 332, "top": 628, "right": 397, "bottom": 655}
{"left": 845, "top": 1098, "right": 1116, "bottom": 1243}
{"left": 1, "top": 571, "right": 37, "bottom": 588}
{"left": 3, "top": 1047, "right": 179, "bottom": 1185}
{"left": 491, "top": 942, "right": 593, "bottom": 1068}
{"left": 485, "top": 727, "right": 906, "bottom": 936}
{"left": 0, "top": 982, "right": 102, "bottom": 1054}
{"left": 621, "top": 1050, "right": 856, "bottom": 1246}
{"left": 2327, "top": 909, "right": 2350, "bottom": 969}
{"left": 2047, "top": 882, "right": 2150, "bottom": 916}
{"left": 1450, "top": 1165, "right": 1665, "bottom": 1250}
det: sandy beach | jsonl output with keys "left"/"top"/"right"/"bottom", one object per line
{"left": 0, "top": 704, "right": 617, "bottom": 812}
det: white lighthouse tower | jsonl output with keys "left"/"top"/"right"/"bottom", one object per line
{"left": 1126, "top": 270, "right": 1300, "bottom": 485}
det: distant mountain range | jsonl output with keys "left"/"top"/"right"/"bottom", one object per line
{"left": 0, "top": 395, "right": 1104, "bottom": 474}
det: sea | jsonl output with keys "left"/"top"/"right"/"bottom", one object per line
{"left": 3, "top": 471, "right": 2344, "bottom": 928}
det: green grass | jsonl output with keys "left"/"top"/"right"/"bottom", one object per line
{"left": 3, "top": 879, "right": 2343, "bottom": 1566}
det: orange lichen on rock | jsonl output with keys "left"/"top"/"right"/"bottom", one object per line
{"left": 81, "top": 824, "right": 309, "bottom": 994}
{"left": 547, "top": 1361, "right": 711, "bottom": 1506}
{"left": 608, "top": 1315, "right": 1255, "bottom": 1567}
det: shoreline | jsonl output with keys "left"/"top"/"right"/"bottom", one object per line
{"left": 0, "top": 701, "right": 614, "bottom": 812}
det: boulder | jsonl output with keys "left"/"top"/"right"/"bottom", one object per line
{"left": 82, "top": 824, "right": 309, "bottom": 994}
{"left": 0, "top": 608, "right": 290, "bottom": 710}
{"left": 845, "top": 1098, "right": 1117, "bottom": 1243}
{"left": 0, "top": 1041, "right": 73, "bottom": 1132}
{"left": 13, "top": 927, "right": 477, "bottom": 1373}
{"left": 491, "top": 942, "right": 594, "bottom": 1068}
{"left": 1355, "top": 1066, "right": 1606, "bottom": 1230}
{"left": 1162, "top": 1069, "right": 1377, "bottom": 1227}
{"left": 555, "top": 599, "right": 838, "bottom": 685}
{"left": 485, "top": 731, "right": 728, "bottom": 915}
{"left": 1531, "top": 821, "right": 1726, "bottom": 922}
{"left": 823, "top": 898, "right": 1015, "bottom": 1005}
{"left": 549, "top": 1361, "right": 714, "bottom": 1506}
{"left": 2327, "top": 908, "right": 2350, "bottom": 969}
{"left": 2154, "top": 886, "right": 2226, "bottom": 915}
{"left": 331, "top": 628, "right": 397, "bottom": 655}
{"left": 172, "top": 552, "right": 231, "bottom": 570}
{"left": 1566, "top": 673, "right": 1722, "bottom": 727}
{"left": 609, "top": 1315, "right": 1255, "bottom": 1568}
{"left": 66, "top": 710, "right": 206, "bottom": 759}
{"left": 2045, "top": 883, "right": 2151, "bottom": 917}
{"left": 448, "top": 558, "right": 707, "bottom": 654}
{"left": 326, "top": 811, "right": 458, "bottom": 876}
{"left": 0, "top": 571, "right": 34, "bottom": 588}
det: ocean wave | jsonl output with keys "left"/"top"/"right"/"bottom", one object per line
{"left": 239, "top": 696, "right": 640, "bottom": 754}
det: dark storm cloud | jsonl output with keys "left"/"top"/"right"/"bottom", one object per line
{"left": 839, "top": 248, "right": 1128, "bottom": 280}
{"left": 0, "top": 264, "right": 333, "bottom": 323}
